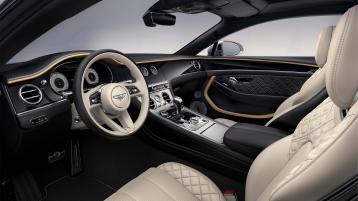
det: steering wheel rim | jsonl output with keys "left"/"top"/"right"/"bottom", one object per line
{"left": 73, "top": 49, "right": 149, "bottom": 138}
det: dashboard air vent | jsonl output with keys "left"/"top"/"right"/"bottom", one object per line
{"left": 149, "top": 98, "right": 156, "bottom": 109}
{"left": 19, "top": 84, "right": 43, "bottom": 105}
{"left": 162, "top": 92, "right": 171, "bottom": 103}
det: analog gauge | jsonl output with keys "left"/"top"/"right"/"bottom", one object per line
{"left": 85, "top": 68, "right": 99, "bottom": 85}
{"left": 50, "top": 72, "right": 69, "bottom": 93}
{"left": 140, "top": 66, "right": 149, "bottom": 77}
{"left": 150, "top": 66, "right": 158, "bottom": 75}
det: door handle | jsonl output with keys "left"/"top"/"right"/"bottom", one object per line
{"left": 235, "top": 77, "right": 254, "bottom": 83}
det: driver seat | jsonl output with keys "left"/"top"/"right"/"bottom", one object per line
{"left": 105, "top": 6, "right": 358, "bottom": 201}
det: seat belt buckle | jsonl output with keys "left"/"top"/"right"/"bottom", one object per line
{"left": 224, "top": 189, "right": 239, "bottom": 201}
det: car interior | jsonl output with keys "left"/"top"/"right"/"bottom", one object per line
{"left": 0, "top": 0, "right": 357, "bottom": 201}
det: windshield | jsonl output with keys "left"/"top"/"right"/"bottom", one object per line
{"left": 8, "top": 0, "right": 221, "bottom": 64}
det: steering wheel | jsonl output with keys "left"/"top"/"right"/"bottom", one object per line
{"left": 73, "top": 50, "right": 149, "bottom": 138}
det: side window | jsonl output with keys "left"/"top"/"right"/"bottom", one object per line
{"left": 199, "top": 15, "right": 339, "bottom": 57}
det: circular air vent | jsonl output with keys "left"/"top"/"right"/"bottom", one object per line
{"left": 192, "top": 61, "right": 201, "bottom": 70}
{"left": 149, "top": 98, "right": 156, "bottom": 109}
{"left": 19, "top": 84, "right": 43, "bottom": 105}
{"left": 162, "top": 92, "right": 171, "bottom": 103}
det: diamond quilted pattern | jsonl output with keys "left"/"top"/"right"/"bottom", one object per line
{"left": 216, "top": 75, "right": 307, "bottom": 97}
{"left": 158, "top": 162, "right": 225, "bottom": 201}
{"left": 272, "top": 98, "right": 358, "bottom": 196}
{"left": 288, "top": 98, "right": 340, "bottom": 158}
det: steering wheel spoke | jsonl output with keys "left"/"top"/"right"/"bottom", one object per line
{"left": 83, "top": 84, "right": 103, "bottom": 108}
{"left": 94, "top": 108, "right": 124, "bottom": 132}
{"left": 92, "top": 107, "right": 134, "bottom": 133}
{"left": 117, "top": 110, "right": 134, "bottom": 130}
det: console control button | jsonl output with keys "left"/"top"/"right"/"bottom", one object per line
{"left": 154, "top": 95, "right": 161, "bottom": 102}
{"left": 30, "top": 115, "right": 48, "bottom": 126}
{"left": 126, "top": 86, "right": 140, "bottom": 95}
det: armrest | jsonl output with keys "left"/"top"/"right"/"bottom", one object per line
{"left": 223, "top": 123, "right": 289, "bottom": 158}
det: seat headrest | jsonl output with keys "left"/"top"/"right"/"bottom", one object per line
{"left": 315, "top": 26, "right": 335, "bottom": 68}
{"left": 326, "top": 5, "right": 358, "bottom": 109}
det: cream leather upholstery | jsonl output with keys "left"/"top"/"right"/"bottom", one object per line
{"left": 326, "top": 6, "right": 358, "bottom": 108}
{"left": 216, "top": 26, "right": 335, "bottom": 127}
{"left": 105, "top": 162, "right": 225, "bottom": 201}
{"left": 246, "top": 97, "right": 357, "bottom": 201}
{"left": 215, "top": 118, "right": 237, "bottom": 127}
{"left": 315, "top": 26, "right": 335, "bottom": 68}
{"left": 106, "top": 6, "right": 358, "bottom": 201}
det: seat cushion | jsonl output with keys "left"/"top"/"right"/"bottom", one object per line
{"left": 105, "top": 162, "right": 225, "bottom": 201}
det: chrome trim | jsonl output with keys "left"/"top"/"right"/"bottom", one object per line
{"left": 18, "top": 84, "right": 43, "bottom": 105}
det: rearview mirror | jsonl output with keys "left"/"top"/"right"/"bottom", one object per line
{"left": 143, "top": 12, "right": 176, "bottom": 27}
{"left": 208, "top": 41, "right": 244, "bottom": 56}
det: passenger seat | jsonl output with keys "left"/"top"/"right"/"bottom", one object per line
{"left": 216, "top": 26, "right": 335, "bottom": 132}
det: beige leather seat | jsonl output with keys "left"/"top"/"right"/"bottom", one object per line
{"left": 216, "top": 25, "right": 335, "bottom": 128}
{"left": 105, "top": 6, "right": 358, "bottom": 201}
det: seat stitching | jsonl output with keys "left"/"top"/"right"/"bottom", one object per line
{"left": 140, "top": 175, "right": 180, "bottom": 201}
{"left": 159, "top": 163, "right": 224, "bottom": 201}
{"left": 117, "top": 190, "right": 139, "bottom": 201}
{"left": 269, "top": 111, "right": 358, "bottom": 201}
{"left": 331, "top": 8, "right": 352, "bottom": 106}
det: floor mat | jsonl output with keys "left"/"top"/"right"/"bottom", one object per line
{"left": 43, "top": 175, "right": 114, "bottom": 201}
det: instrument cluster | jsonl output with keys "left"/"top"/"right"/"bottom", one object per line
{"left": 139, "top": 65, "right": 158, "bottom": 77}
{"left": 49, "top": 61, "right": 113, "bottom": 94}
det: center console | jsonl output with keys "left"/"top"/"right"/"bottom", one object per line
{"left": 148, "top": 81, "right": 289, "bottom": 162}
{"left": 148, "top": 82, "right": 229, "bottom": 143}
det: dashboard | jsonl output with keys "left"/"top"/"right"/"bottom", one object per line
{"left": 0, "top": 52, "right": 203, "bottom": 129}
{"left": 0, "top": 51, "right": 315, "bottom": 155}
{"left": 0, "top": 51, "right": 205, "bottom": 154}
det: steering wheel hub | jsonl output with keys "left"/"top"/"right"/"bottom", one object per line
{"left": 101, "top": 84, "right": 130, "bottom": 114}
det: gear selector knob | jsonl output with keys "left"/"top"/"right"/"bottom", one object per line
{"left": 173, "top": 96, "right": 183, "bottom": 114}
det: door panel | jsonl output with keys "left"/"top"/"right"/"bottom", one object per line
{"left": 215, "top": 74, "right": 306, "bottom": 97}
{"left": 198, "top": 57, "right": 315, "bottom": 124}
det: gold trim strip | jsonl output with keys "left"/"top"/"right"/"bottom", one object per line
{"left": 7, "top": 52, "right": 91, "bottom": 84}
{"left": 203, "top": 76, "right": 275, "bottom": 119}
{"left": 7, "top": 52, "right": 317, "bottom": 84}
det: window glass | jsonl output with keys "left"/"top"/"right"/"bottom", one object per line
{"left": 9, "top": 0, "right": 221, "bottom": 63}
{"left": 199, "top": 15, "right": 339, "bottom": 56}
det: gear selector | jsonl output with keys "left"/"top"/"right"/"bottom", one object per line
{"left": 173, "top": 96, "right": 183, "bottom": 115}
{"left": 160, "top": 96, "right": 209, "bottom": 131}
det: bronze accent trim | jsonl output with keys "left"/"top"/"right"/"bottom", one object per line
{"left": 7, "top": 52, "right": 91, "bottom": 84}
{"left": 7, "top": 52, "right": 317, "bottom": 84}
{"left": 204, "top": 76, "right": 275, "bottom": 119}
